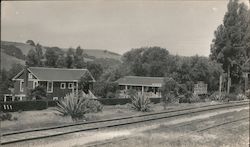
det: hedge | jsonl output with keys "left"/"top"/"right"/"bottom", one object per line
{"left": 0, "top": 101, "right": 47, "bottom": 112}
{"left": 0, "top": 98, "right": 164, "bottom": 112}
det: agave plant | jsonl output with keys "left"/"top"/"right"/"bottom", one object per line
{"left": 130, "top": 93, "right": 151, "bottom": 112}
{"left": 56, "top": 93, "right": 88, "bottom": 121}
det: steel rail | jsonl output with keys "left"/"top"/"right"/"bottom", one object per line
{"left": 2, "top": 100, "right": 248, "bottom": 137}
{"left": 0, "top": 101, "right": 249, "bottom": 145}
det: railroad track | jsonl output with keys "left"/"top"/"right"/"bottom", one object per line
{"left": 86, "top": 115, "right": 249, "bottom": 147}
{"left": 1, "top": 101, "right": 249, "bottom": 145}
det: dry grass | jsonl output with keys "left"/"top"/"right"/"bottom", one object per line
{"left": 97, "top": 109, "right": 249, "bottom": 147}
{"left": 0, "top": 101, "right": 222, "bottom": 133}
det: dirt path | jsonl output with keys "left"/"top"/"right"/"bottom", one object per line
{"left": 32, "top": 106, "right": 248, "bottom": 147}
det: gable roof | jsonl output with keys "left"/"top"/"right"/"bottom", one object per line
{"left": 116, "top": 76, "right": 165, "bottom": 87}
{"left": 13, "top": 67, "right": 95, "bottom": 81}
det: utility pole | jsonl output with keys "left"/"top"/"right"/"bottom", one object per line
{"left": 24, "top": 64, "right": 29, "bottom": 99}
{"left": 219, "top": 75, "right": 222, "bottom": 97}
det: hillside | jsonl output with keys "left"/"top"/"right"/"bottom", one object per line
{"left": 1, "top": 52, "right": 25, "bottom": 70}
{"left": 1, "top": 41, "right": 121, "bottom": 70}
{"left": 1, "top": 41, "right": 121, "bottom": 60}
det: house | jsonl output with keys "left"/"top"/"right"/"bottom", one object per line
{"left": 116, "top": 76, "right": 164, "bottom": 98}
{"left": 4, "top": 67, "right": 95, "bottom": 101}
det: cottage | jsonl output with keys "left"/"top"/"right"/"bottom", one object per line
{"left": 4, "top": 67, "right": 95, "bottom": 101}
{"left": 116, "top": 76, "right": 164, "bottom": 98}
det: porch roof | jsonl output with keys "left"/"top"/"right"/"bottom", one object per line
{"left": 116, "top": 76, "right": 165, "bottom": 87}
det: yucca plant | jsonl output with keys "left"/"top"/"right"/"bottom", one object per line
{"left": 56, "top": 93, "right": 88, "bottom": 121}
{"left": 130, "top": 93, "right": 151, "bottom": 112}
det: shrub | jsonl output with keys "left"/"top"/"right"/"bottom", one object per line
{"left": 189, "top": 94, "right": 201, "bottom": 103}
{"left": 130, "top": 93, "right": 151, "bottom": 112}
{"left": 209, "top": 92, "right": 226, "bottom": 101}
{"left": 56, "top": 93, "right": 104, "bottom": 121}
{"left": 28, "top": 86, "right": 47, "bottom": 100}
{"left": 236, "top": 93, "right": 247, "bottom": 100}
{"left": 224, "top": 93, "right": 236, "bottom": 101}
{"left": 83, "top": 99, "right": 103, "bottom": 113}
{"left": 56, "top": 93, "right": 88, "bottom": 121}
{"left": 0, "top": 112, "right": 13, "bottom": 121}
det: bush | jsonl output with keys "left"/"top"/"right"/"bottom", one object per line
{"left": 236, "top": 93, "right": 247, "bottom": 100}
{"left": 28, "top": 86, "right": 47, "bottom": 100}
{"left": 189, "top": 94, "right": 201, "bottom": 103}
{"left": 83, "top": 99, "right": 103, "bottom": 113}
{"left": 209, "top": 92, "right": 226, "bottom": 101}
{"left": 56, "top": 93, "right": 88, "bottom": 121}
{"left": 0, "top": 101, "right": 48, "bottom": 112}
{"left": 56, "top": 93, "right": 104, "bottom": 121}
{"left": 0, "top": 112, "right": 13, "bottom": 121}
{"left": 130, "top": 93, "right": 151, "bottom": 112}
{"left": 1, "top": 112, "right": 19, "bottom": 121}
{"left": 179, "top": 96, "right": 191, "bottom": 103}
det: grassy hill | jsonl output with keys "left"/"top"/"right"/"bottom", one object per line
{"left": 1, "top": 52, "right": 25, "bottom": 70}
{"left": 1, "top": 41, "right": 121, "bottom": 70}
{"left": 1, "top": 41, "right": 121, "bottom": 60}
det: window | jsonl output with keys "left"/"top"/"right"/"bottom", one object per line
{"left": 33, "top": 81, "right": 38, "bottom": 88}
{"left": 28, "top": 73, "right": 33, "bottom": 79}
{"left": 20, "top": 81, "right": 24, "bottom": 92}
{"left": 60, "top": 83, "right": 66, "bottom": 89}
{"left": 47, "top": 81, "right": 53, "bottom": 93}
{"left": 68, "top": 83, "right": 73, "bottom": 89}
{"left": 53, "top": 97, "right": 58, "bottom": 101}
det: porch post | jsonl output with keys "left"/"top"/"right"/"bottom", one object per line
{"left": 142, "top": 86, "right": 144, "bottom": 94}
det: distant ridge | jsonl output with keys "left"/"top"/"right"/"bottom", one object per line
{"left": 1, "top": 40, "right": 121, "bottom": 70}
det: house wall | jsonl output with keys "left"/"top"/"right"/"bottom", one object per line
{"left": 13, "top": 80, "right": 34, "bottom": 95}
{"left": 47, "top": 81, "right": 75, "bottom": 100}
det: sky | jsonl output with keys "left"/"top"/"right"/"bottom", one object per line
{"left": 1, "top": 0, "right": 249, "bottom": 56}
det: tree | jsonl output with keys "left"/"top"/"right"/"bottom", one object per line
{"left": 26, "top": 40, "right": 35, "bottom": 46}
{"left": 122, "top": 47, "right": 171, "bottom": 77}
{"left": 56, "top": 55, "right": 66, "bottom": 68}
{"left": 78, "top": 75, "right": 93, "bottom": 94}
{"left": 45, "top": 48, "right": 58, "bottom": 67}
{"left": 210, "top": 0, "right": 249, "bottom": 93}
{"left": 161, "top": 78, "right": 179, "bottom": 110}
{"left": 28, "top": 86, "right": 47, "bottom": 100}
{"left": 0, "top": 64, "right": 24, "bottom": 100}
{"left": 86, "top": 62, "right": 103, "bottom": 80}
{"left": 35, "top": 43, "right": 44, "bottom": 66}
{"left": 26, "top": 49, "right": 39, "bottom": 66}
{"left": 74, "top": 46, "right": 85, "bottom": 68}
{"left": 66, "top": 48, "right": 75, "bottom": 68}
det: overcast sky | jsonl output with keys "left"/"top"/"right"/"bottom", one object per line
{"left": 1, "top": 0, "right": 249, "bottom": 56}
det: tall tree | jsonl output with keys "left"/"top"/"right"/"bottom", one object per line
{"left": 26, "top": 49, "right": 39, "bottom": 66}
{"left": 35, "top": 43, "right": 44, "bottom": 66}
{"left": 210, "top": 0, "right": 249, "bottom": 93}
{"left": 86, "top": 62, "right": 103, "bottom": 80}
{"left": 56, "top": 55, "right": 66, "bottom": 68}
{"left": 45, "top": 48, "right": 58, "bottom": 67}
{"left": 122, "top": 47, "right": 171, "bottom": 77}
{"left": 26, "top": 40, "right": 35, "bottom": 46}
{"left": 65, "top": 48, "right": 75, "bottom": 68}
{"left": 74, "top": 46, "right": 85, "bottom": 68}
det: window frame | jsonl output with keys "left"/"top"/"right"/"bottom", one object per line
{"left": 47, "top": 81, "right": 53, "bottom": 93}
{"left": 68, "top": 83, "right": 73, "bottom": 89}
{"left": 60, "top": 83, "right": 66, "bottom": 89}
{"left": 28, "top": 73, "right": 33, "bottom": 79}
{"left": 20, "top": 81, "right": 24, "bottom": 92}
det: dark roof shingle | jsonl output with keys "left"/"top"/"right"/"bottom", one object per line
{"left": 28, "top": 67, "right": 93, "bottom": 81}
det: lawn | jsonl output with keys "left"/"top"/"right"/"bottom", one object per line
{"left": 0, "top": 101, "right": 222, "bottom": 133}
